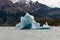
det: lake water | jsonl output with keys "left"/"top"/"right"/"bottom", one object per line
{"left": 0, "top": 27, "right": 60, "bottom": 40}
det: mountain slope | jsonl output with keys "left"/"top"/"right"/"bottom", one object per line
{"left": 0, "top": 0, "right": 60, "bottom": 26}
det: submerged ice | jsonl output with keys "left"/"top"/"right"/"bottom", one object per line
{"left": 15, "top": 13, "right": 40, "bottom": 29}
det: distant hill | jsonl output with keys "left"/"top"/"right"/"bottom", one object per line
{"left": 0, "top": 0, "right": 24, "bottom": 14}
{"left": 0, "top": 0, "right": 60, "bottom": 15}
{"left": 15, "top": 1, "right": 60, "bottom": 13}
{"left": 0, "top": 0, "right": 60, "bottom": 26}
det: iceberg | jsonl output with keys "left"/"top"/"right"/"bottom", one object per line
{"left": 15, "top": 13, "right": 40, "bottom": 29}
{"left": 43, "top": 22, "right": 50, "bottom": 27}
{"left": 15, "top": 13, "right": 51, "bottom": 30}
{"left": 41, "top": 22, "right": 50, "bottom": 29}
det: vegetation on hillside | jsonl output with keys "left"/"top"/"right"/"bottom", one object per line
{"left": 0, "top": 9, "right": 60, "bottom": 26}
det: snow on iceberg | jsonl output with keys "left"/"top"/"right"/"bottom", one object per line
{"left": 15, "top": 13, "right": 40, "bottom": 29}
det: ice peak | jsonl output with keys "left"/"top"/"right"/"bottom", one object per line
{"left": 46, "top": 22, "right": 48, "bottom": 25}
{"left": 25, "top": 12, "right": 30, "bottom": 16}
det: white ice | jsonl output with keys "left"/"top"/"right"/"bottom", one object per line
{"left": 43, "top": 22, "right": 50, "bottom": 27}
